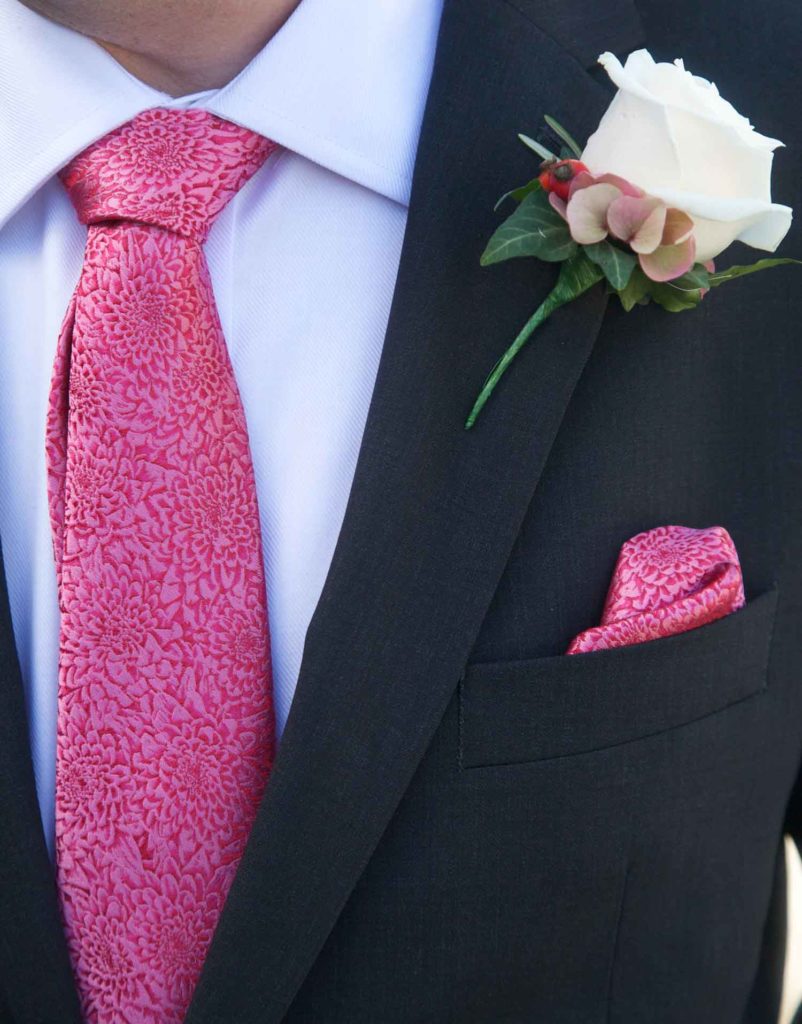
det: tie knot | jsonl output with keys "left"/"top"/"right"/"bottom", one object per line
{"left": 60, "top": 108, "right": 276, "bottom": 242}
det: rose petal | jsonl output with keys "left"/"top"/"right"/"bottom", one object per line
{"left": 568, "top": 171, "right": 596, "bottom": 198}
{"left": 638, "top": 189, "right": 793, "bottom": 262}
{"left": 639, "top": 235, "right": 697, "bottom": 282}
{"left": 662, "top": 208, "right": 694, "bottom": 246}
{"left": 585, "top": 52, "right": 783, "bottom": 210}
{"left": 566, "top": 182, "right": 621, "bottom": 244}
{"left": 607, "top": 196, "right": 667, "bottom": 253}
{"left": 548, "top": 192, "right": 568, "bottom": 220}
{"left": 594, "top": 173, "right": 644, "bottom": 198}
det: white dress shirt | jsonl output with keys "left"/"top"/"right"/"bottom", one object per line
{"left": 0, "top": 0, "right": 443, "bottom": 855}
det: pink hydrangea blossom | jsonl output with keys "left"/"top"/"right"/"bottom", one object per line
{"left": 558, "top": 171, "right": 698, "bottom": 282}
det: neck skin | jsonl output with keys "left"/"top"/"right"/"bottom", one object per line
{"left": 17, "top": 0, "right": 303, "bottom": 95}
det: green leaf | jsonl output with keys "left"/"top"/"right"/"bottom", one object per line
{"left": 481, "top": 188, "right": 577, "bottom": 267}
{"left": 616, "top": 266, "right": 651, "bottom": 312}
{"left": 584, "top": 241, "right": 637, "bottom": 290}
{"left": 667, "top": 264, "right": 710, "bottom": 291}
{"left": 557, "top": 248, "right": 607, "bottom": 295}
{"left": 648, "top": 281, "right": 704, "bottom": 313}
{"left": 614, "top": 263, "right": 710, "bottom": 312}
{"left": 543, "top": 115, "right": 583, "bottom": 159}
{"left": 709, "top": 257, "right": 802, "bottom": 287}
{"left": 518, "top": 132, "right": 557, "bottom": 162}
{"left": 466, "top": 251, "right": 604, "bottom": 429}
{"left": 494, "top": 177, "right": 542, "bottom": 211}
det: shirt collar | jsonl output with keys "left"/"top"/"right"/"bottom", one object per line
{"left": 0, "top": 0, "right": 443, "bottom": 231}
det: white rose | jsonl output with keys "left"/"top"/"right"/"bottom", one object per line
{"left": 580, "top": 49, "right": 792, "bottom": 263}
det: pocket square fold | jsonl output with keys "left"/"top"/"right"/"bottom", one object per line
{"left": 566, "top": 525, "right": 745, "bottom": 655}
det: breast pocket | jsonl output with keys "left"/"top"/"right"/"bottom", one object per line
{"left": 459, "top": 588, "right": 779, "bottom": 769}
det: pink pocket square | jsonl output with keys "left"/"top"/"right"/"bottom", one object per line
{"left": 566, "top": 525, "right": 745, "bottom": 655}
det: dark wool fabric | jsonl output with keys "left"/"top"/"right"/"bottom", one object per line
{"left": 1, "top": 0, "right": 801, "bottom": 1021}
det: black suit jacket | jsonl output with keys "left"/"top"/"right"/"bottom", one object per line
{"left": 2, "top": 0, "right": 802, "bottom": 1021}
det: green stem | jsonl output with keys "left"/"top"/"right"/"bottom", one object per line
{"left": 464, "top": 284, "right": 576, "bottom": 429}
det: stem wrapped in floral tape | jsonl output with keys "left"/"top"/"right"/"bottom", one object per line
{"left": 466, "top": 49, "right": 800, "bottom": 429}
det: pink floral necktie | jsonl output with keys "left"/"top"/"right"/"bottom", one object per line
{"left": 46, "top": 109, "right": 278, "bottom": 1024}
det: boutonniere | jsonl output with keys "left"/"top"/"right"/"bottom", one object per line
{"left": 466, "top": 49, "right": 799, "bottom": 428}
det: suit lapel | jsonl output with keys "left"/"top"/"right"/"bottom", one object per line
{"left": 512, "top": 0, "right": 644, "bottom": 66}
{"left": 186, "top": 1, "right": 644, "bottom": 1021}
{"left": 0, "top": 540, "right": 82, "bottom": 1022}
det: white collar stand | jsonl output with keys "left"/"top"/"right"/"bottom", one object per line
{"left": 0, "top": 0, "right": 443, "bottom": 230}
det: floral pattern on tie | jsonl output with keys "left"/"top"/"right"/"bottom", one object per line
{"left": 47, "top": 109, "right": 278, "bottom": 1023}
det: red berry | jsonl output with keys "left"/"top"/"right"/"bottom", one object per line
{"left": 538, "top": 159, "right": 589, "bottom": 201}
